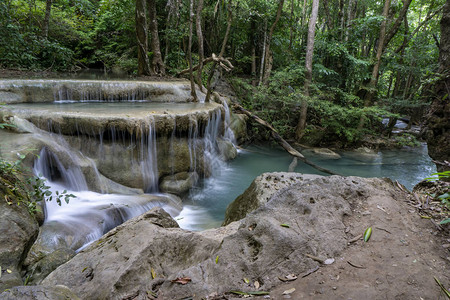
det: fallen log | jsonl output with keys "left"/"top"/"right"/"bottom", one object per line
{"left": 233, "top": 103, "right": 341, "bottom": 176}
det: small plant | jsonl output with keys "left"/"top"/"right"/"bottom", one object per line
{"left": 394, "top": 133, "right": 421, "bottom": 148}
{"left": 425, "top": 171, "right": 450, "bottom": 182}
{"left": 425, "top": 171, "right": 450, "bottom": 225}
{"left": 0, "top": 152, "right": 75, "bottom": 214}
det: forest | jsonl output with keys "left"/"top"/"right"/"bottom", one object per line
{"left": 0, "top": 0, "right": 447, "bottom": 147}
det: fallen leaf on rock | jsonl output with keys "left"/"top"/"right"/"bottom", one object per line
{"left": 171, "top": 277, "right": 191, "bottom": 285}
{"left": 151, "top": 268, "right": 156, "bottom": 279}
{"left": 280, "top": 224, "right": 290, "bottom": 228}
{"left": 364, "top": 227, "right": 372, "bottom": 242}
{"left": 6, "top": 269, "right": 12, "bottom": 274}
{"left": 215, "top": 255, "right": 219, "bottom": 264}
{"left": 243, "top": 277, "right": 250, "bottom": 284}
{"left": 282, "top": 288, "right": 296, "bottom": 295}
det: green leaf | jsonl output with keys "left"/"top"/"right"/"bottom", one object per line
{"left": 280, "top": 224, "right": 290, "bottom": 228}
{"left": 363, "top": 227, "right": 372, "bottom": 242}
{"left": 248, "top": 291, "right": 270, "bottom": 295}
{"left": 440, "top": 218, "right": 450, "bottom": 225}
{"left": 215, "top": 255, "right": 219, "bottom": 264}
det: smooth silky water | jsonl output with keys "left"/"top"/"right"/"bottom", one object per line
{"left": 177, "top": 143, "right": 436, "bottom": 230}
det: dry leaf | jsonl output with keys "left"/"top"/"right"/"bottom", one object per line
{"left": 282, "top": 288, "right": 296, "bottom": 295}
{"left": 171, "top": 277, "right": 191, "bottom": 285}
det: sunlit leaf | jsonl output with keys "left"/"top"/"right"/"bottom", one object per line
{"left": 364, "top": 227, "right": 372, "bottom": 242}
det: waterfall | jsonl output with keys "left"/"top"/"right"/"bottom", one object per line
{"left": 34, "top": 148, "right": 88, "bottom": 191}
{"left": 1, "top": 79, "right": 240, "bottom": 251}
{"left": 140, "top": 117, "right": 159, "bottom": 192}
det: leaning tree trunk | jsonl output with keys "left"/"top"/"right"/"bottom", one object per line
{"left": 358, "top": 0, "right": 412, "bottom": 129}
{"left": 148, "top": 0, "right": 165, "bottom": 76}
{"left": 136, "top": 0, "right": 151, "bottom": 75}
{"left": 425, "top": 0, "right": 450, "bottom": 173}
{"left": 295, "top": 0, "right": 319, "bottom": 140}
{"left": 42, "top": 0, "right": 52, "bottom": 38}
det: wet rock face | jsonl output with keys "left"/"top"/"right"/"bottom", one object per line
{"left": 42, "top": 174, "right": 399, "bottom": 300}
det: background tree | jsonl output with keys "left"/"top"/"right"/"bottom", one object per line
{"left": 425, "top": 0, "right": 450, "bottom": 173}
{"left": 136, "top": 0, "right": 151, "bottom": 75}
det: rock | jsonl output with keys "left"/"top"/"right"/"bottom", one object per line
{"left": 42, "top": 174, "right": 400, "bottom": 299}
{"left": 302, "top": 148, "right": 341, "bottom": 160}
{"left": 350, "top": 147, "right": 379, "bottom": 160}
{"left": 223, "top": 173, "right": 321, "bottom": 226}
{"left": 217, "top": 138, "right": 237, "bottom": 161}
{"left": 24, "top": 247, "right": 76, "bottom": 285}
{"left": 0, "top": 173, "right": 39, "bottom": 290}
{"left": 160, "top": 172, "right": 199, "bottom": 195}
{"left": 229, "top": 113, "right": 248, "bottom": 144}
{"left": 0, "top": 285, "right": 80, "bottom": 300}
{"left": 299, "top": 126, "right": 325, "bottom": 146}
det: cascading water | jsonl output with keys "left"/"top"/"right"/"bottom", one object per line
{"left": 1, "top": 79, "right": 238, "bottom": 252}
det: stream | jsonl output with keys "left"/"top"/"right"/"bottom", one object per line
{"left": 177, "top": 143, "right": 436, "bottom": 230}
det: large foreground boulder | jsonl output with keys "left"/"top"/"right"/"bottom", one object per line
{"left": 0, "top": 285, "right": 80, "bottom": 300}
{"left": 41, "top": 174, "right": 416, "bottom": 299}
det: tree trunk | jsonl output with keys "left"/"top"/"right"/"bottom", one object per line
{"left": 262, "top": 0, "right": 285, "bottom": 85}
{"left": 251, "top": 16, "right": 257, "bottom": 86}
{"left": 345, "top": 0, "right": 354, "bottom": 41}
{"left": 42, "top": 0, "right": 52, "bottom": 38}
{"left": 148, "top": 0, "right": 165, "bottom": 76}
{"left": 188, "top": 0, "right": 198, "bottom": 101}
{"left": 136, "top": 0, "right": 151, "bottom": 76}
{"left": 295, "top": 0, "right": 319, "bottom": 140}
{"left": 195, "top": 0, "right": 205, "bottom": 91}
{"left": 425, "top": 0, "right": 450, "bottom": 173}
{"left": 358, "top": 0, "right": 412, "bottom": 129}
{"left": 357, "top": 0, "right": 390, "bottom": 129}
{"left": 258, "top": 21, "right": 267, "bottom": 85}
{"left": 205, "top": 0, "right": 233, "bottom": 102}
{"left": 289, "top": 0, "right": 295, "bottom": 49}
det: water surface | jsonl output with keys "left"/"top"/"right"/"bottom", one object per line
{"left": 177, "top": 143, "right": 436, "bottom": 230}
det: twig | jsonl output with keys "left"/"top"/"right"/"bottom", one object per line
{"left": 304, "top": 253, "right": 324, "bottom": 264}
{"left": 348, "top": 234, "right": 362, "bottom": 244}
{"left": 375, "top": 227, "right": 392, "bottom": 234}
{"left": 377, "top": 205, "right": 389, "bottom": 214}
{"left": 347, "top": 261, "right": 366, "bottom": 269}
{"left": 301, "top": 266, "right": 320, "bottom": 278}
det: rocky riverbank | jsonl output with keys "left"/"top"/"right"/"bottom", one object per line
{"left": 1, "top": 172, "right": 448, "bottom": 299}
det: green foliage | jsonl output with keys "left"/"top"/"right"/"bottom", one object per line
{"left": 0, "top": 153, "right": 75, "bottom": 214}
{"left": 425, "top": 171, "right": 450, "bottom": 182}
{"left": 393, "top": 133, "right": 421, "bottom": 148}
